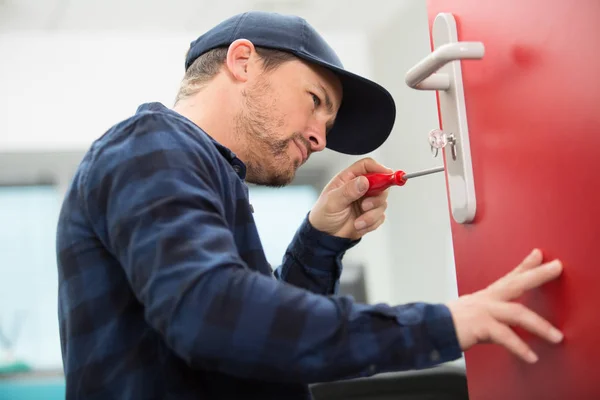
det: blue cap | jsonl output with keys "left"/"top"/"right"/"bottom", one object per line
{"left": 185, "top": 11, "right": 396, "bottom": 156}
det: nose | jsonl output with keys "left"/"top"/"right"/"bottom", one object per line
{"left": 305, "top": 121, "right": 327, "bottom": 153}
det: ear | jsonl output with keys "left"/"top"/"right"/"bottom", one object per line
{"left": 225, "top": 39, "right": 256, "bottom": 83}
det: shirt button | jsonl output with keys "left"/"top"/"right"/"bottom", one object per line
{"left": 368, "top": 364, "right": 377, "bottom": 374}
{"left": 430, "top": 350, "right": 440, "bottom": 362}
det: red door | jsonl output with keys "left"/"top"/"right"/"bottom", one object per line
{"left": 426, "top": 0, "right": 600, "bottom": 398}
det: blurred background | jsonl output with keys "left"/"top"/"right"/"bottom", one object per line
{"left": 0, "top": 0, "right": 463, "bottom": 397}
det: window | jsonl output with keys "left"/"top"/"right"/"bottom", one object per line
{"left": 248, "top": 185, "right": 319, "bottom": 266}
{"left": 0, "top": 185, "right": 63, "bottom": 370}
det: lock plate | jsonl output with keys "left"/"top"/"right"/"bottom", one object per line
{"left": 432, "top": 13, "right": 477, "bottom": 224}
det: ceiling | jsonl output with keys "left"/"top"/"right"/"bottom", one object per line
{"left": 0, "top": 0, "right": 411, "bottom": 35}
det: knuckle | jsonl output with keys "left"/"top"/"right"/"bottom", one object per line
{"left": 372, "top": 212, "right": 385, "bottom": 225}
{"left": 507, "top": 332, "right": 521, "bottom": 347}
{"left": 504, "top": 330, "right": 525, "bottom": 353}
{"left": 532, "top": 314, "right": 551, "bottom": 330}
{"left": 361, "top": 216, "right": 372, "bottom": 226}
{"left": 474, "top": 323, "right": 491, "bottom": 343}
{"left": 343, "top": 185, "right": 355, "bottom": 199}
{"left": 517, "top": 343, "right": 531, "bottom": 359}
{"left": 371, "top": 196, "right": 386, "bottom": 208}
{"left": 511, "top": 303, "right": 527, "bottom": 318}
{"left": 367, "top": 198, "right": 380, "bottom": 208}
{"left": 510, "top": 340, "right": 528, "bottom": 357}
{"left": 357, "top": 157, "right": 374, "bottom": 168}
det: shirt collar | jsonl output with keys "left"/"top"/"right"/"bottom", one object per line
{"left": 136, "top": 102, "right": 247, "bottom": 180}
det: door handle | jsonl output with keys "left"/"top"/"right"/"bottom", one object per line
{"left": 405, "top": 42, "right": 484, "bottom": 90}
{"left": 404, "top": 13, "right": 484, "bottom": 224}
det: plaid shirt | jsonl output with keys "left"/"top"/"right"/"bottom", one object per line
{"left": 56, "top": 102, "right": 461, "bottom": 399}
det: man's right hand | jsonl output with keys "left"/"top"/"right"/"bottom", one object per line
{"left": 446, "top": 248, "right": 564, "bottom": 363}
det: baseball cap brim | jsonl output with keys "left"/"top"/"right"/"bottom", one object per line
{"left": 291, "top": 51, "right": 396, "bottom": 156}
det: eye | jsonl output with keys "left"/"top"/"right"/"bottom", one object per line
{"left": 310, "top": 92, "right": 321, "bottom": 108}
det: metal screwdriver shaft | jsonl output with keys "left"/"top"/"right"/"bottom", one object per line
{"left": 402, "top": 166, "right": 444, "bottom": 180}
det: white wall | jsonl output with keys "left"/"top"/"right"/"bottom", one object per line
{"left": 0, "top": 31, "right": 371, "bottom": 151}
{"left": 0, "top": 32, "right": 180, "bottom": 150}
{"left": 367, "top": 0, "right": 459, "bottom": 306}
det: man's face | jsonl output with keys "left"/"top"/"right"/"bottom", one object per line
{"left": 236, "top": 57, "right": 342, "bottom": 187}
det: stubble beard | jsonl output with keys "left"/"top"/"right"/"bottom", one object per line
{"left": 235, "top": 78, "right": 308, "bottom": 187}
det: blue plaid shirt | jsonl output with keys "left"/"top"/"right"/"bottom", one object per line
{"left": 56, "top": 102, "right": 461, "bottom": 399}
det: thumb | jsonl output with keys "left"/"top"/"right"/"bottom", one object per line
{"left": 329, "top": 176, "right": 369, "bottom": 211}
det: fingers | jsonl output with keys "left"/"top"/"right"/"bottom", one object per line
{"left": 346, "top": 157, "right": 393, "bottom": 177}
{"left": 490, "top": 249, "right": 542, "bottom": 288}
{"left": 513, "top": 248, "right": 544, "bottom": 274}
{"left": 487, "top": 301, "right": 564, "bottom": 364}
{"left": 450, "top": 252, "right": 565, "bottom": 366}
{"left": 355, "top": 214, "right": 386, "bottom": 235}
{"left": 517, "top": 259, "right": 563, "bottom": 294}
{"left": 354, "top": 201, "right": 388, "bottom": 231}
{"left": 360, "top": 191, "right": 388, "bottom": 212}
{"left": 354, "top": 190, "right": 388, "bottom": 231}
{"left": 325, "top": 158, "right": 393, "bottom": 212}
{"left": 501, "top": 260, "right": 563, "bottom": 300}
{"left": 487, "top": 320, "right": 539, "bottom": 363}
{"left": 326, "top": 176, "right": 369, "bottom": 212}
{"left": 487, "top": 247, "right": 562, "bottom": 301}
{"left": 488, "top": 302, "right": 563, "bottom": 345}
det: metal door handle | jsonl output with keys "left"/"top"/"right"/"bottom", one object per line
{"left": 405, "top": 42, "right": 484, "bottom": 90}
{"left": 404, "top": 13, "right": 484, "bottom": 224}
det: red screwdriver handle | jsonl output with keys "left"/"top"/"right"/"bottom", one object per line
{"left": 364, "top": 171, "right": 406, "bottom": 197}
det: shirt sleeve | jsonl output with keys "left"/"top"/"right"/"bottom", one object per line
{"left": 82, "top": 115, "right": 462, "bottom": 384}
{"left": 273, "top": 215, "right": 359, "bottom": 295}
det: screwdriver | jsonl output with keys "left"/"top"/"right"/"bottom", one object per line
{"left": 363, "top": 166, "right": 445, "bottom": 197}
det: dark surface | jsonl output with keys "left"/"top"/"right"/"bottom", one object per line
{"left": 310, "top": 364, "right": 468, "bottom": 400}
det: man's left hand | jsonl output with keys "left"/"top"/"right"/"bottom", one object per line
{"left": 308, "top": 157, "right": 392, "bottom": 240}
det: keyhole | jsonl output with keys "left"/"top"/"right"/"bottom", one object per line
{"left": 428, "top": 129, "right": 457, "bottom": 160}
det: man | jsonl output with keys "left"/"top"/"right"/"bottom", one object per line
{"left": 56, "top": 11, "right": 564, "bottom": 399}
